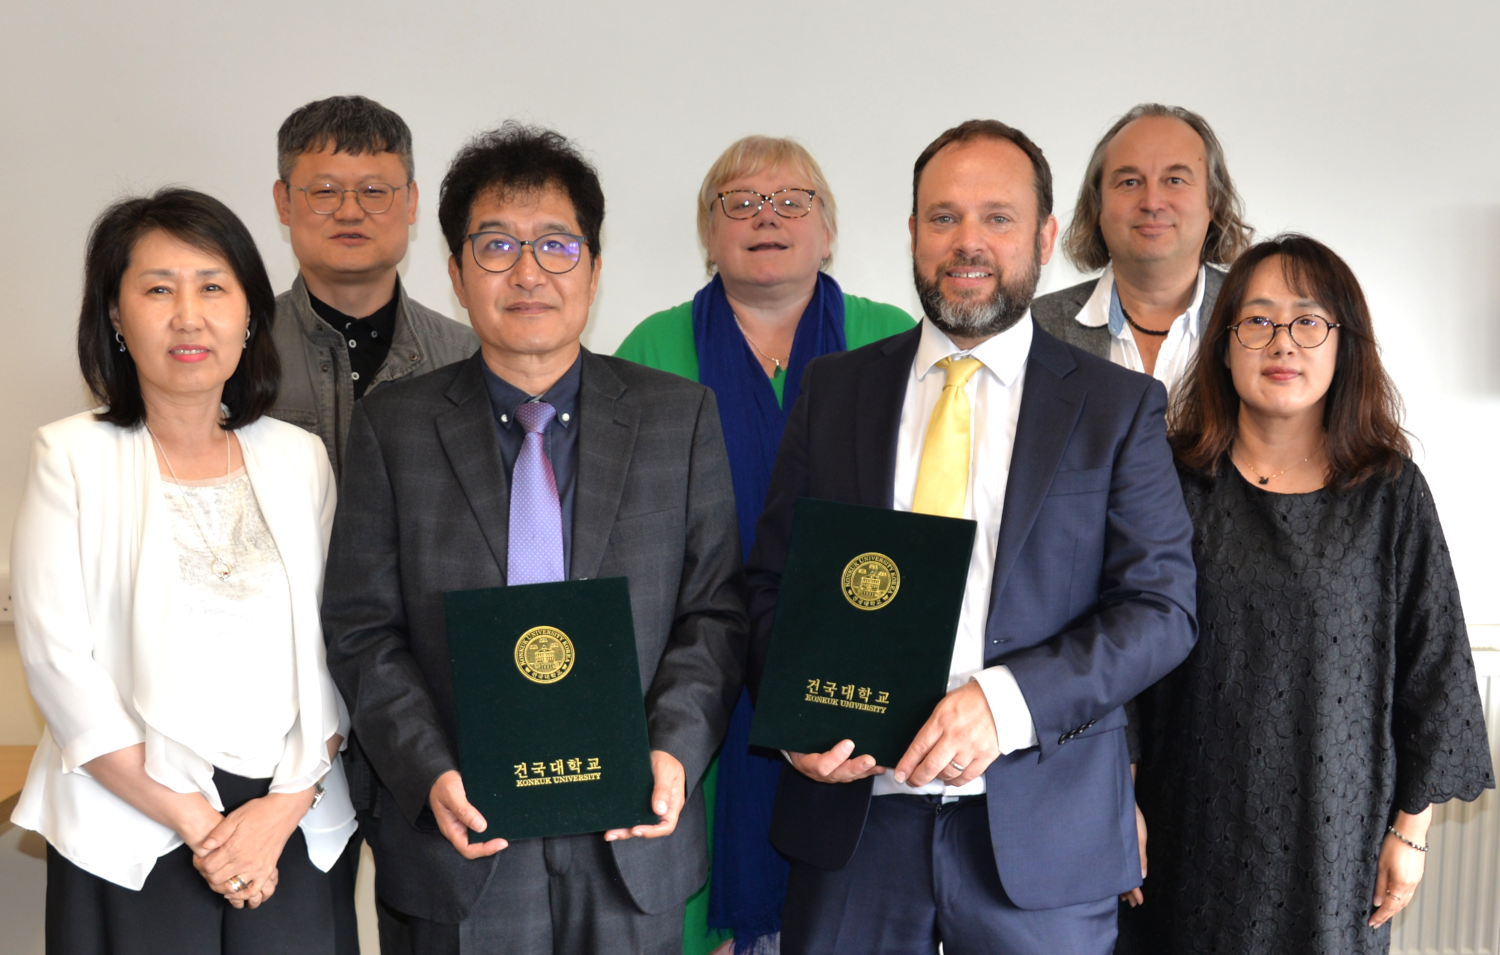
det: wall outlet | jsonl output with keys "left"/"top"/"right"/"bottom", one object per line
{"left": 0, "top": 568, "right": 11, "bottom": 624}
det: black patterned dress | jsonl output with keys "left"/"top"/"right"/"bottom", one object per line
{"left": 1122, "top": 459, "right": 1494, "bottom": 955}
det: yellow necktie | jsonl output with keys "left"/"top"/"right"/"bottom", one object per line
{"left": 912, "top": 356, "right": 983, "bottom": 519}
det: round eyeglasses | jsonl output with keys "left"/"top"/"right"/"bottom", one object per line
{"left": 468, "top": 232, "right": 585, "bottom": 274}
{"left": 717, "top": 188, "right": 817, "bottom": 220}
{"left": 294, "top": 181, "right": 409, "bottom": 215}
{"left": 1230, "top": 315, "right": 1341, "bottom": 349}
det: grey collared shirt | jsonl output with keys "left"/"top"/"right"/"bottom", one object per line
{"left": 481, "top": 352, "right": 582, "bottom": 573}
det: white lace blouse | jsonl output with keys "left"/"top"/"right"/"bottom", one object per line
{"left": 160, "top": 469, "right": 300, "bottom": 782}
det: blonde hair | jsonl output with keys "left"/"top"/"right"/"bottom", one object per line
{"left": 696, "top": 135, "right": 837, "bottom": 274}
{"left": 1061, "top": 104, "right": 1252, "bottom": 272}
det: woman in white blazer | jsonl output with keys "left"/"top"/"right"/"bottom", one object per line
{"left": 10, "top": 189, "right": 358, "bottom": 954}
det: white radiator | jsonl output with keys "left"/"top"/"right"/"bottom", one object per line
{"left": 1390, "top": 642, "right": 1500, "bottom": 954}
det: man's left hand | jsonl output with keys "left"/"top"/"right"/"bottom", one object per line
{"left": 894, "top": 681, "right": 999, "bottom": 788}
{"left": 604, "top": 750, "right": 684, "bottom": 841}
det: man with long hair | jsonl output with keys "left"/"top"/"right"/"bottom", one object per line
{"left": 1033, "top": 104, "right": 1251, "bottom": 393}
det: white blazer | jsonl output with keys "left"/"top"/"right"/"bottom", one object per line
{"left": 9, "top": 410, "right": 355, "bottom": 889}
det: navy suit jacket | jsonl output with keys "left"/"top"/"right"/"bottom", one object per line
{"left": 745, "top": 321, "right": 1197, "bottom": 910}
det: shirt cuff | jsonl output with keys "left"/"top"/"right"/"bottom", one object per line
{"left": 59, "top": 723, "right": 148, "bottom": 776}
{"left": 971, "top": 665, "right": 1038, "bottom": 755}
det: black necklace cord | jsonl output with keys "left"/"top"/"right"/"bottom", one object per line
{"left": 1120, "top": 304, "right": 1171, "bottom": 337}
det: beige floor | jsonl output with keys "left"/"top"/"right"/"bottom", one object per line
{"left": 0, "top": 805, "right": 46, "bottom": 955}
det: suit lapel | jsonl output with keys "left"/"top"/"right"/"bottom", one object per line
{"left": 1067, "top": 280, "right": 1111, "bottom": 359}
{"left": 853, "top": 327, "right": 919, "bottom": 508}
{"left": 571, "top": 351, "right": 638, "bottom": 580}
{"left": 129, "top": 424, "right": 179, "bottom": 717}
{"left": 990, "top": 329, "right": 1084, "bottom": 599}
{"left": 1199, "top": 266, "right": 1226, "bottom": 337}
{"left": 436, "top": 355, "right": 512, "bottom": 577}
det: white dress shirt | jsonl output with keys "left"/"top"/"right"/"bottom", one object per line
{"left": 1073, "top": 262, "right": 1206, "bottom": 396}
{"left": 871, "top": 315, "right": 1040, "bottom": 798}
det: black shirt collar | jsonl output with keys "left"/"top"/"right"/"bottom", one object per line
{"left": 481, "top": 350, "right": 583, "bottom": 431}
{"left": 306, "top": 278, "right": 400, "bottom": 341}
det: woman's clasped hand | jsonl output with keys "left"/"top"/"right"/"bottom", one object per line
{"left": 194, "top": 788, "right": 313, "bottom": 907}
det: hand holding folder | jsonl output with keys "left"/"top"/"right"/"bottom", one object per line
{"left": 443, "top": 578, "right": 658, "bottom": 844}
{"left": 749, "top": 499, "right": 977, "bottom": 769}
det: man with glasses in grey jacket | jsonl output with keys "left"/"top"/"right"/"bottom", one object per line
{"left": 268, "top": 94, "right": 477, "bottom": 954}
{"left": 269, "top": 94, "right": 478, "bottom": 478}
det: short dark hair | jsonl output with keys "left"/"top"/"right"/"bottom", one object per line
{"left": 78, "top": 189, "right": 280, "bottom": 430}
{"left": 277, "top": 95, "right": 414, "bottom": 183}
{"left": 1170, "top": 234, "right": 1409, "bottom": 490}
{"left": 438, "top": 122, "right": 605, "bottom": 265}
{"left": 912, "top": 119, "right": 1053, "bottom": 220}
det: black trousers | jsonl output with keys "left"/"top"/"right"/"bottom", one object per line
{"left": 782, "top": 794, "right": 1118, "bottom": 955}
{"left": 45, "top": 768, "right": 360, "bottom": 955}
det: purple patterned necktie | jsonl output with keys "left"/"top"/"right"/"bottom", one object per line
{"left": 507, "top": 401, "right": 565, "bottom": 585}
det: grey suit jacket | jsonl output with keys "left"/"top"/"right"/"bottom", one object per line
{"left": 321, "top": 349, "right": 747, "bottom": 923}
{"left": 1031, "top": 266, "right": 1226, "bottom": 358}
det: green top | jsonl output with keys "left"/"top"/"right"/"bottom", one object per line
{"left": 615, "top": 292, "right": 915, "bottom": 404}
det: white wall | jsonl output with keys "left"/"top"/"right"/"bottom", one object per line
{"left": 1, "top": 0, "right": 1497, "bottom": 624}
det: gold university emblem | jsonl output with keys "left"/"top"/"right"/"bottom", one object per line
{"left": 514, "top": 626, "right": 575, "bottom": 684}
{"left": 842, "top": 552, "right": 900, "bottom": 610}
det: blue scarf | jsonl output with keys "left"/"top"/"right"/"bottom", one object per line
{"left": 693, "top": 272, "right": 846, "bottom": 952}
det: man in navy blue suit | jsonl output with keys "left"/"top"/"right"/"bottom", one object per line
{"left": 744, "top": 119, "right": 1199, "bottom": 954}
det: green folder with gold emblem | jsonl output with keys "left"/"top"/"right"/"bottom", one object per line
{"left": 748, "top": 498, "right": 977, "bottom": 767}
{"left": 444, "top": 577, "right": 657, "bottom": 841}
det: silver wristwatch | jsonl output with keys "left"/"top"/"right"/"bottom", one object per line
{"left": 311, "top": 781, "right": 327, "bottom": 810}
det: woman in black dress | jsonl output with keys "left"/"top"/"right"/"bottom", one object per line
{"left": 1123, "top": 235, "right": 1494, "bottom": 954}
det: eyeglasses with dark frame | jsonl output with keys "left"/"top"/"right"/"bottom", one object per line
{"left": 716, "top": 188, "right": 818, "bottom": 220}
{"left": 467, "top": 232, "right": 586, "bottom": 274}
{"left": 1229, "top": 315, "right": 1342, "bottom": 349}
{"left": 293, "top": 181, "right": 411, "bottom": 215}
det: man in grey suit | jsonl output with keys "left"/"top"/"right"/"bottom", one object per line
{"left": 1032, "top": 104, "right": 1251, "bottom": 393}
{"left": 321, "top": 124, "right": 746, "bottom": 954}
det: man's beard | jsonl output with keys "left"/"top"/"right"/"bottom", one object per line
{"left": 914, "top": 237, "right": 1042, "bottom": 340}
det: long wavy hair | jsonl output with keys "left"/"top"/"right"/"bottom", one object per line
{"left": 1169, "top": 234, "right": 1409, "bottom": 490}
{"left": 1062, "top": 103, "right": 1252, "bottom": 272}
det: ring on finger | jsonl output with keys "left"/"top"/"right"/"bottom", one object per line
{"left": 227, "top": 876, "right": 248, "bottom": 893}
{"left": 949, "top": 760, "right": 967, "bottom": 773}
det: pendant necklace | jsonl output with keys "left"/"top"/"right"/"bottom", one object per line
{"left": 733, "top": 314, "right": 789, "bottom": 372}
{"left": 1235, "top": 452, "right": 1311, "bottom": 486}
{"left": 148, "top": 425, "right": 234, "bottom": 580}
{"left": 1120, "top": 304, "right": 1170, "bottom": 337}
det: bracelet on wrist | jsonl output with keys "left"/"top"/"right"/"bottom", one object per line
{"left": 1387, "top": 825, "right": 1427, "bottom": 852}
